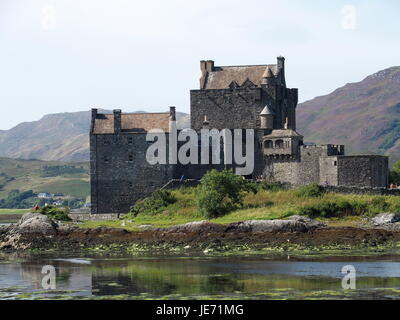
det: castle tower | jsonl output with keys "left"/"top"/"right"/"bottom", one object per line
{"left": 261, "top": 67, "right": 276, "bottom": 88}
{"left": 260, "top": 105, "right": 275, "bottom": 130}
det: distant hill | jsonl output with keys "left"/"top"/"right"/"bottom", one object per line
{"left": 0, "top": 157, "right": 89, "bottom": 200}
{"left": 0, "top": 110, "right": 190, "bottom": 162}
{"left": 297, "top": 66, "right": 400, "bottom": 164}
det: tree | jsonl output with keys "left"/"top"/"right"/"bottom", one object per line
{"left": 197, "top": 169, "right": 256, "bottom": 219}
{"left": 389, "top": 161, "right": 400, "bottom": 185}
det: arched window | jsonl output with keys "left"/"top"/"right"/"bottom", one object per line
{"left": 264, "top": 140, "right": 273, "bottom": 149}
{"left": 275, "top": 140, "right": 284, "bottom": 148}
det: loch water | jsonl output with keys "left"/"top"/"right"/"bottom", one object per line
{"left": 1, "top": 252, "right": 400, "bottom": 300}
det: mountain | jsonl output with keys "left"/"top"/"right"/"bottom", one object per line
{"left": 297, "top": 66, "right": 400, "bottom": 164}
{"left": 0, "top": 110, "right": 190, "bottom": 162}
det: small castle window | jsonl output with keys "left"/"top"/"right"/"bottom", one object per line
{"left": 128, "top": 154, "right": 133, "bottom": 162}
{"left": 264, "top": 140, "right": 273, "bottom": 149}
{"left": 103, "top": 155, "right": 109, "bottom": 163}
{"left": 127, "top": 137, "right": 133, "bottom": 144}
{"left": 129, "top": 182, "right": 133, "bottom": 188}
{"left": 333, "top": 161, "right": 338, "bottom": 166}
{"left": 275, "top": 140, "right": 284, "bottom": 149}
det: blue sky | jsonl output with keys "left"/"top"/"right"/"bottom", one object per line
{"left": 0, "top": 0, "right": 399, "bottom": 129}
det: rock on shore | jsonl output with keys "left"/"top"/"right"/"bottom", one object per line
{"left": 4, "top": 212, "right": 398, "bottom": 252}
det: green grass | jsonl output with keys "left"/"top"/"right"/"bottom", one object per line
{"left": 80, "top": 187, "right": 400, "bottom": 230}
{"left": 0, "top": 208, "right": 28, "bottom": 215}
{"left": 0, "top": 157, "right": 89, "bottom": 200}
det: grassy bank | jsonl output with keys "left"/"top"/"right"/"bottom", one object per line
{"left": 80, "top": 187, "right": 400, "bottom": 230}
{"left": 0, "top": 208, "right": 28, "bottom": 215}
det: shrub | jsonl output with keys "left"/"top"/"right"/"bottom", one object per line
{"left": 295, "top": 184, "right": 324, "bottom": 198}
{"left": 197, "top": 169, "right": 256, "bottom": 219}
{"left": 38, "top": 205, "right": 71, "bottom": 221}
{"left": 259, "top": 181, "right": 286, "bottom": 192}
{"left": 389, "top": 161, "right": 400, "bottom": 185}
{"left": 129, "top": 190, "right": 177, "bottom": 216}
{"left": 298, "top": 200, "right": 353, "bottom": 218}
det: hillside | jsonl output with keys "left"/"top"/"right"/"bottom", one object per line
{"left": 0, "top": 157, "right": 89, "bottom": 201}
{"left": 297, "top": 66, "right": 400, "bottom": 163}
{"left": 0, "top": 111, "right": 190, "bottom": 162}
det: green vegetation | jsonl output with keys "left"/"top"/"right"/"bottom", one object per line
{"left": 197, "top": 169, "right": 257, "bottom": 218}
{"left": 0, "top": 190, "right": 39, "bottom": 209}
{"left": 0, "top": 157, "right": 89, "bottom": 208}
{"left": 389, "top": 160, "right": 400, "bottom": 185}
{"left": 91, "top": 181, "right": 400, "bottom": 230}
{"left": 37, "top": 205, "right": 71, "bottom": 222}
{"left": 128, "top": 190, "right": 177, "bottom": 217}
{"left": 295, "top": 183, "right": 324, "bottom": 198}
{"left": 40, "top": 165, "right": 87, "bottom": 177}
{"left": 0, "top": 208, "right": 27, "bottom": 215}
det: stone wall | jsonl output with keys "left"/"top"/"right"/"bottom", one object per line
{"left": 190, "top": 88, "right": 264, "bottom": 131}
{"left": 322, "top": 185, "right": 400, "bottom": 196}
{"left": 337, "top": 156, "right": 388, "bottom": 188}
{"left": 69, "top": 213, "right": 120, "bottom": 221}
{"left": 90, "top": 133, "right": 174, "bottom": 214}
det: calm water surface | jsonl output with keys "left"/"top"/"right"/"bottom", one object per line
{"left": 1, "top": 252, "right": 400, "bottom": 300}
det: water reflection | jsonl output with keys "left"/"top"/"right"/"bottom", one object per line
{"left": 1, "top": 253, "right": 400, "bottom": 299}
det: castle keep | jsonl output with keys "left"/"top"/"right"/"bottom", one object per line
{"left": 90, "top": 57, "right": 389, "bottom": 214}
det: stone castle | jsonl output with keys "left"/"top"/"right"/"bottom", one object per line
{"left": 90, "top": 57, "right": 389, "bottom": 214}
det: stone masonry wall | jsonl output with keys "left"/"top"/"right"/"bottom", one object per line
{"left": 91, "top": 133, "right": 174, "bottom": 214}
{"left": 337, "top": 156, "right": 388, "bottom": 188}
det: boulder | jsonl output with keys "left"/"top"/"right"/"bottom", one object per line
{"left": 17, "top": 212, "right": 37, "bottom": 225}
{"left": 372, "top": 213, "right": 400, "bottom": 226}
{"left": 16, "top": 213, "right": 58, "bottom": 234}
{"left": 227, "top": 216, "right": 325, "bottom": 233}
{"left": 166, "top": 221, "right": 224, "bottom": 233}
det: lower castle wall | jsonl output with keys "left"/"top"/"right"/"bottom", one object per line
{"left": 337, "top": 156, "right": 388, "bottom": 188}
{"left": 91, "top": 133, "right": 174, "bottom": 214}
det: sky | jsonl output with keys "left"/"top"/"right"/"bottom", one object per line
{"left": 0, "top": 0, "right": 399, "bottom": 130}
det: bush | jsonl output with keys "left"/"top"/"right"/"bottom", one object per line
{"left": 259, "top": 181, "right": 286, "bottom": 192}
{"left": 38, "top": 205, "right": 71, "bottom": 221}
{"left": 197, "top": 169, "right": 256, "bottom": 219}
{"left": 129, "top": 190, "right": 177, "bottom": 216}
{"left": 295, "top": 184, "right": 324, "bottom": 198}
{"left": 298, "top": 200, "right": 354, "bottom": 218}
{"left": 389, "top": 161, "right": 400, "bottom": 185}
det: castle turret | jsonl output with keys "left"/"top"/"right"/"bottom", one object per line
{"left": 260, "top": 105, "right": 275, "bottom": 130}
{"left": 261, "top": 67, "right": 276, "bottom": 88}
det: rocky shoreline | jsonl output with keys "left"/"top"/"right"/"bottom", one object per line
{"left": 2, "top": 213, "right": 400, "bottom": 254}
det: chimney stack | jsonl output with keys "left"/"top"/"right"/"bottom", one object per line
{"left": 113, "top": 109, "right": 121, "bottom": 134}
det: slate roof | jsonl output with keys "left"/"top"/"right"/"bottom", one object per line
{"left": 264, "top": 129, "right": 303, "bottom": 138}
{"left": 92, "top": 112, "right": 170, "bottom": 134}
{"left": 204, "top": 64, "right": 277, "bottom": 89}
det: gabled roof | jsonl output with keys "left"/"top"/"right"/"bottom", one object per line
{"left": 92, "top": 112, "right": 170, "bottom": 134}
{"left": 204, "top": 64, "right": 278, "bottom": 89}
